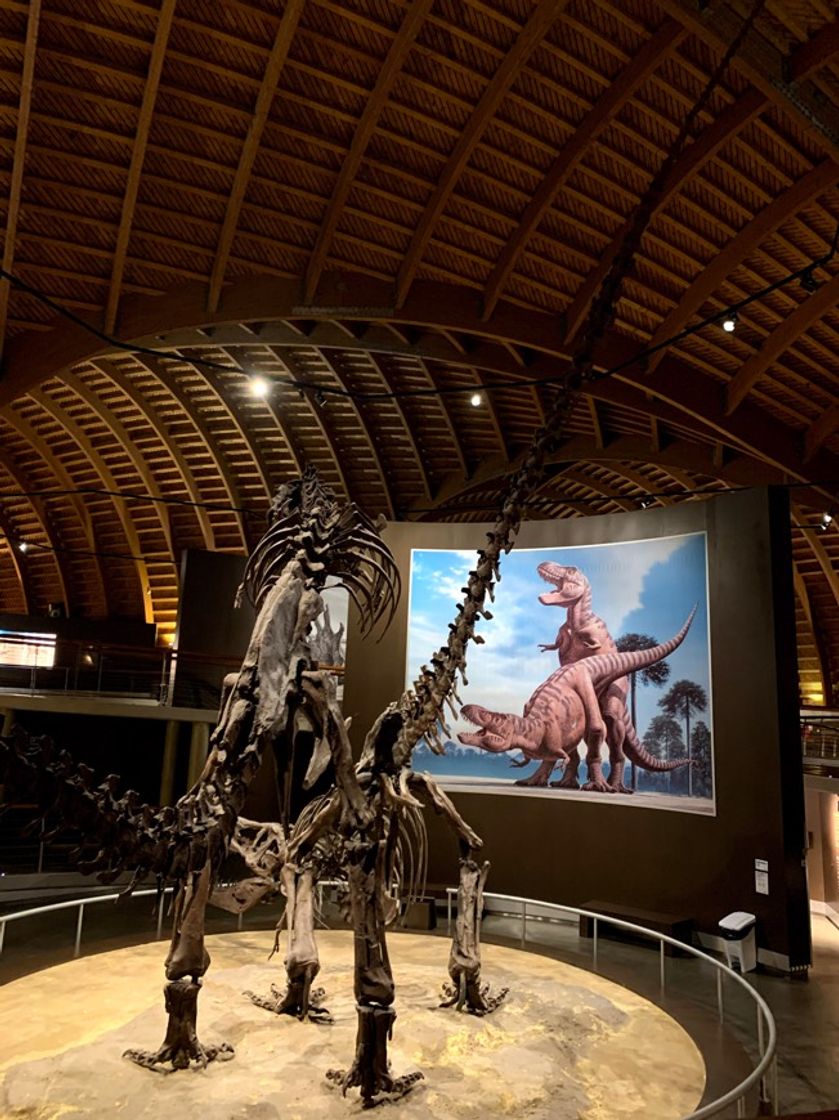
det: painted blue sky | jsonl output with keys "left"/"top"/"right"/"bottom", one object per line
{"left": 406, "top": 532, "right": 711, "bottom": 774}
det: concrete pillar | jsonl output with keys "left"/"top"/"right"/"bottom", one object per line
{"left": 187, "top": 721, "right": 210, "bottom": 790}
{"left": 159, "top": 719, "right": 179, "bottom": 806}
{"left": 0, "top": 708, "right": 15, "bottom": 736}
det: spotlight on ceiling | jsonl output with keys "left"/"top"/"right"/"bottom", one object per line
{"left": 819, "top": 511, "right": 833, "bottom": 532}
{"left": 249, "top": 375, "right": 270, "bottom": 398}
{"left": 470, "top": 392, "right": 483, "bottom": 407}
{"left": 639, "top": 498, "right": 653, "bottom": 510}
{"left": 800, "top": 267, "right": 821, "bottom": 293}
{"left": 721, "top": 312, "right": 737, "bottom": 333}
{"left": 17, "top": 540, "right": 29, "bottom": 553}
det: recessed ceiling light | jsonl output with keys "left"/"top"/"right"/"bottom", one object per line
{"left": 722, "top": 313, "right": 737, "bottom": 333}
{"left": 249, "top": 375, "right": 270, "bottom": 398}
{"left": 470, "top": 392, "right": 482, "bottom": 407}
{"left": 17, "top": 540, "right": 29, "bottom": 553}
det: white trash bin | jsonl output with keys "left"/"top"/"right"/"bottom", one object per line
{"left": 718, "top": 911, "right": 757, "bottom": 972}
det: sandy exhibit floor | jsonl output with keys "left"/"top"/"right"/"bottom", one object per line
{"left": 0, "top": 929, "right": 705, "bottom": 1120}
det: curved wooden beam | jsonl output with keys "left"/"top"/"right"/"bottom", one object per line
{"left": 207, "top": 0, "right": 305, "bottom": 314}
{"left": 787, "top": 19, "right": 839, "bottom": 82}
{"left": 394, "top": 0, "right": 566, "bottom": 307}
{"left": 725, "top": 271, "right": 839, "bottom": 415}
{"left": 104, "top": 0, "right": 176, "bottom": 334}
{"left": 23, "top": 392, "right": 155, "bottom": 624}
{"left": 2, "top": 273, "right": 838, "bottom": 506}
{"left": 793, "top": 565, "right": 833, "bottom": 708}
{"left": 0, "top": 410, "right": 109, "bottom": 611}
{"left": 59, "top": 372, "right": 175, "bottom": 560}
{"left": 0, "top": 447, "right": 71, "bottom": 611}
{"left": 482, "top": 18, "right": 685, "bottom": 320}
{"left": 130, "top": 353, "right": 249, "bottom": 549}
{"left": 0, "top": 0, "right": 41, "bottom": 358}
{"left": 303, "top": 0, "right": 433, "bottom": 303}
{"left": 647, "top": 158, "right": 839, "bottom": 373}
{"left": 562, "top": 88, "right": 767, "bottom": 344}
{"left": 364, "top": 351, "right": 432, "bottom": 501}
{"left": 315, "top": 350, "right": 396, "bottom": 519}
{"left": 91, "top": 357, "right": 216, "bottom": 550}
{"left": 0, "top": 506, "right": 30, "bottom": 613}
{"left": 554, "top": 465, "right": 635, "bottom": 512}
{"left": 659, "top": 0, "right": 839, "bottom": 160}
{"left": 805, "top": 404, "right": 839, "bottom": 462}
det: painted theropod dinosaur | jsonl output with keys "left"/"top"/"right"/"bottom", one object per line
{"left": 458, "top": 610, "right": 695, "bottom": 788}
{"left": 533, "top": 562, "right": 661, "bottom": 792}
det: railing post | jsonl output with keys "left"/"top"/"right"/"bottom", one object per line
{"left": 521, "top": 899, "right": 527, "bottom": 947}
{"left": 592, "top": 916, "right": 598, "bottom": 971}
{"left": 716, "top": 967, "right": 725, "bottom": 1022}
{"left": 74, "top": 903, "right": 85, "bottom": 958}
{"left": 771, "top": 1054, "right": 779, "bottom": 1115}
{"left": 156, "top": 897, "right": 165, "bottom": 940}
{"left": 736, "top": 1094, "right": 746, "bottom": 1117}
{"left": 238, "top": 910, "right": 244, "bottom": 931}
{"left": 659, "top": 940, "right": 666, "bottom": 990}
{"left": 0, "top": 919, "right": 5, "bottom": 955}
{"left": 37, "top": 817, "right": 45, "bottom": 874}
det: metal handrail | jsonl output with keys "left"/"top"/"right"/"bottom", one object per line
{"left": 1, "top": 886, "right": 775, "bottom": 1118}
{"left": 446, "top": 888, "right": 777, "bottom": 1120}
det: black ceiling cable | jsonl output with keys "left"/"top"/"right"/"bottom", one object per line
{"left": 2, "top": 225, "right": 839, "bottom": 405}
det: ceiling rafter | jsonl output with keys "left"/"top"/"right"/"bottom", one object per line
{"left": 0, "top": 446, "right": 70, "bottom": 611}
{"left": 359, "top": 351, "right": 433, "bottom": 502}
{"left": 59, "top": 372, "right": 176, "bottom": 561}
{"left": 804, "top": 404, "right": 839, "bottom": 463}
{"left": 786, "top": 19, "right": 839, "bottom": 82}
{"left": 588, "top": 396, "right": 604, "bottom": 449}
{"left": 177, "top": 349, "right": 278, "bottom": 496}
{"left": 481, "top": 18, "right": 686, "bottom": 321}
{"left": 264, "top": 346, "right": 350, "bottom": 500}
{"left": 130, "top": 353, "right": 249, "bottom": 550}
{"left": 0, "top": 0, "right": 41, "bottom": 359}
{"left": 16, "top": 393, "right": 154, "bottom": 624}
{"left": 103, "top": 0, "right": 176, "bottom": 336}
{"left": 562, "top": 88, "right": 767, "bottom": 343}
{"left": 0, "top": 503, "right": 30, "bottom": 613}
{"left": 725, "top": 271, "right": 839, "bottom": 415}
{"left": 645, "top": 158, "right": 839, "bottom": 373}
{"left": 792, "top": 505, "right": 839, "bottom": 615}
{"left": 302, "top": 0, "right": 433, "bottom": 304}
{"left": 394, "top": 0, "right": 566, "bottom": 308}
{"left": 554, "top": 465, "right": 635, "bottom": 512}
{"left": 0, "top": 410, "right": 109, "bottom": 612}
{"left": 414, "top": 355, "right": 469, "bottom": 486}
{"left": 607, "top": 462, "right": 673, "bottom": 504}
{"left": 206, "top": 0, "right": 306, "bottom": 315}
{"left": 314, "top": 349, "right": 396, "bottom": 519}
{"left": 793, "top": 565, "right": 833, "bottom": 707}
{"left": 657, "top": 2, "right": 839, "bottom": 193}
{"left": 91, "top": 357, "right": 216, "bottom": 551}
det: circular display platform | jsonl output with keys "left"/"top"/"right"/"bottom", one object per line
{"left": 0, "top": 930, "right": 705, "bottom": 1119}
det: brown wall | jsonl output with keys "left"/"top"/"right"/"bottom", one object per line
{"left": 344, "top": 488, "right": 810, "bottom": 967}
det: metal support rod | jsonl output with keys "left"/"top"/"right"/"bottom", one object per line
{"left": 74, "top": 903, "right": 85, "bottom": 958}
{"left": 659, "top": 940, "right": 666, "bottom": 990}
{"left": 593, "top": 916, "right": 598, "bottom": 971}
{"left": 0, "top": 920, "right": 5, "bottom": 955}
{"left": 736, "top": 1094, "right": 746, "bottom": 1117}
{"left": 771, "top": 1054, "right": 779, "bottom": 1115}
{"left": 716, "top": 967, "right": 725, "bottom": 1022}
{"left": 37, "top": 817, "right": 45, "bottom": 874}
{"left": 156, "top": 896, "right": 165, "bottom": 940}
{"left": 521, "top": 900, "right": 527, "bottom": 947}
{"left": 238, "top": 910, "right": 243, "bottom": 931}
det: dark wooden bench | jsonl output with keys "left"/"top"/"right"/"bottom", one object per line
{"left": 579, "top": 900, "right": 694, "bottom": 957}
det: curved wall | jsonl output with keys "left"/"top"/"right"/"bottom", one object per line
{"left": 343, "top": 488, "right": 809, "bottom": 969}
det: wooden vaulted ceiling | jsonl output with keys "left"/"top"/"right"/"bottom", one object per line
{"left": 0, "top": 0, "right": 838, "bottom": 704}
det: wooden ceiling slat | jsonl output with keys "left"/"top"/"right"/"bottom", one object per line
{"left": 206, "top": 0, "right": 306, "bottom": 314}
{"left": 0, "top": 0, "right": 41, "bottom": 359}
{"left": 395, "top": 0, "right": 567, "bottom": 308}
{"left": 303, "top": 0, "right": 432, "bottom": 303}
{"left": 104, "top": 0, "right": 175, "bottom": 335}
{"left": 646, "top": 157, "right": 839, "bottom": 372}
{"left": 482, "top": 17, "right": 686, "bottom": 321}
{"left": 725, "top": 271, "right": 839, "bottom": 415}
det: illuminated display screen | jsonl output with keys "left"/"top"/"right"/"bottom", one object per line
{"left": 0, "top": 630, "right": 57, "bottom": 668}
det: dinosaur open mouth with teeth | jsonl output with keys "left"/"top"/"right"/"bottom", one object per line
{"left": 458, "top": 705, "right": 510, "bottom": 750}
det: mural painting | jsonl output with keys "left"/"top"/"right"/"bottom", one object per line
{"left": 407, "top": 532, "right": 714, "bottom": 815}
